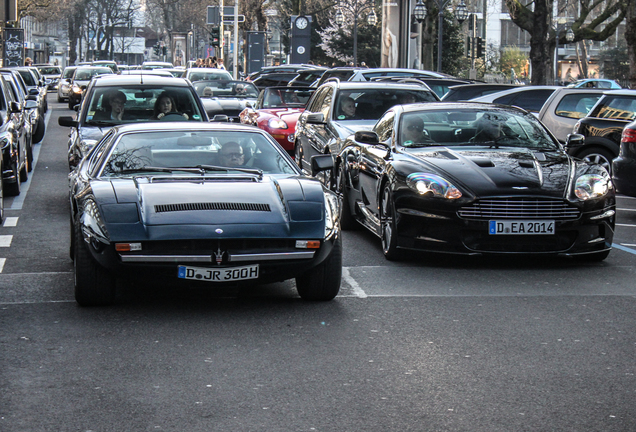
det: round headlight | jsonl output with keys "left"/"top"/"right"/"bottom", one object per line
{"left": 574, "top": 173, "right": 611, "bottom": 200}
{"left": 406, "top": 173, "right": 462, "bottom": 199}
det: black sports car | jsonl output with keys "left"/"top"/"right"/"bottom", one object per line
{"left": 69, "top": 122, "right": 341, "bottom": 306}
{"left": 335, "top": 102, "right": 616, "bottom": 261}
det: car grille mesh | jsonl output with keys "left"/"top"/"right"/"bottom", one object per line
{"left": 457, "top": 198, "right": 580, "bottom": 220}
{"left": 155, "top": 202, "right": 271, "bottom": 213}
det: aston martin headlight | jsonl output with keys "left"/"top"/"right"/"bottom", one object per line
{"left": 574, "top": 173, "right": 611, "bottom": 200}
{"left": 324, "top": 192, "right": 340, "bottom": 239}
{"left": 406, "top": 173, "right": 462, "bottom": 199}
{"left": 268, "top": 118, "right": 288, "bottom": 129}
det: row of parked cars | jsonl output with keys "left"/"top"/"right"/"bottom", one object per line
{"left": 51, "top": 67, "right": 623, "bottom": 307}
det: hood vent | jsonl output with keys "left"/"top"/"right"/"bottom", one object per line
{"left": 155, "top": 202, "right": 271, "bottom": 213}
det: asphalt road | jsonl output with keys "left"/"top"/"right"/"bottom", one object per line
{"left": 1, "top": 99, "right": 636, "bottom": 431}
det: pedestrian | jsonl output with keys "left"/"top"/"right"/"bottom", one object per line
{"left": 25, "top": 57, "right": 33, "bottom": 66}
{"left": 510, "top": 67, "right": 517, "bottom": 84}
{"left": 217, "top": 58, "right": 226, "bottom": 70}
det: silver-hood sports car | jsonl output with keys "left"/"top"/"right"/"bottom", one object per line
{"left": 336, "top": 103, "right": 615, "bottom": 261}
{"left": 70, "top": 122, "right": 341, "bottom": 305}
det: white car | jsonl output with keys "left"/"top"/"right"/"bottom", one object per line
{"left": 56, "top": 66, "right": 77, "bottom": 102}
{"left": 469, "top": 86, "right": 560, "bottom": 116}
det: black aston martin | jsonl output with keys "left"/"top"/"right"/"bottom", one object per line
{"left": 69, "top": 122, "right": 341, "bottom": 306}
{"left": 335, "top": 102, "right": 616, "bottom": 261}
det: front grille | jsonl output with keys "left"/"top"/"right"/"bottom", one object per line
{"left": 155, "top": 202, "right": 271, "bottom": 213}
{"left": 458, "top": 198, "right": 580, "bottom": 220}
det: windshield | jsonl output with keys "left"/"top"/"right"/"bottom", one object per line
{"left": 84, "top": 86, "right": 206, "bottom": 125}
{"left": 333, "top": 89, "right": 437, "bottom": 121}
{"left": 74, "top": 68, "right": 112, "bottom": 81}
{"left": 187, "top": 70, "right": 233, "bottom": 82}
{"left": 398, "top": 109, "right": 560, "bottom": 151}
{"left": 260, "top": 88, "right": 315, "bottom": 108}
{"left": 37, "top": 67, "right": 61, "bottom": 75}
{"left": 98, "top": 130, "right": 297, "bottom": 177}
{"left": 193, "top": 80, "right": 259, "bottom": 98}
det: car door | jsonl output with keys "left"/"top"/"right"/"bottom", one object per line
{"left": 297, "top": 86, "right": 333, "bottom": 172}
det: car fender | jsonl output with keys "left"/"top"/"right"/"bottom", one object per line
{"left": 572, "top": 136, "right": 620, "bottom": 158}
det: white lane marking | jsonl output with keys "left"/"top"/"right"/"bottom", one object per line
{"left": 342, "top": 266, "right": 367, "bottom": 298}
{"left": 0, "top": 235, "right": 12, "bottom": 247}
{"left": 618, "top": 208, "right": 636, "bottom": 211}
{"left": 616, "top": 223, "right": 636, "bottom": 227}
{"left": 3, "top": 217, "right": 18, "bottom": 227}
{"left": 0, "top": 258, "right": 5, "bottom": 273}
{"left": 613, "top": 244, "right": 636, "bottom": 255}
{"left": 621, "top": 244, "right": 636, "bottom": 247}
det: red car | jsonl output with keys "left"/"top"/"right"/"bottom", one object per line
{"left": 239, "top": 86, "right": 315, "bottom": 154}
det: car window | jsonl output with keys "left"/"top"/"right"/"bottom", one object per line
{"left": 595, "top": 96, "right": 636, "bottom": 120}
{"left": 17, "top": 70, "right": 36, "bottom": 86}
{"left": 555, "top": 94, "right": 602, "bottom": 119}
{"left": 374, "top": 110, "right": 396, "bottom": 142}
{"left": 318, "top": 87, "right": 334, "bottom": 119}
{"left": 37, "top": 67, "right": 61, "bottom": 74}
{"left": 193, "top": 81, "right": 259, "bottom": 98}
{"left": 84, "top": 85, "right": 205, "bottom": 124}
{"left": 63, "top": 68, "right": 76, "bottom": 79}
{"left": 502, "top": 89, "right": 555, "bottom": 112}
{"left": 99, "top": 130, "right": 297, "bottom": 176}
{"left": 187, "top": 71, "right": 232, "bottom": 82}
{"left": 306, "top": 87, "right": 328, "bottom": 113}
{"left": 333, "top": 88, "right": 437, "bottom": 121}
{"left": 74, "top": 68, "right": 112, "bottom": 81}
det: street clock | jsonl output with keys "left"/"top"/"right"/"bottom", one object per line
{"left": 295, "top": 16, "right": 309, "bottom": 30}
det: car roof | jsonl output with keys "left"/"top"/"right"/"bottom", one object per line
{"left": 91, "top": 75, "right": 193, "bottom": 86}
{"left": 400, "top": 101, "right": 527, "bottom": 113}
{"left": 320, "top": 80, "right": 432, "bottom": 90}
{"left": 114, "top": 121, "right": 266, "bottom": 134}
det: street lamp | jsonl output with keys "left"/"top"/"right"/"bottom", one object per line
{"left": 414, "top": 0, "right": 468, "bottom": 72}
{"left": 554, "top": 20, "right": 574, "bottom": 84}
{"left": 334, "top": 0, "right": 377, "bottom": 67}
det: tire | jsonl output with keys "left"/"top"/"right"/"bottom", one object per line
{"left": 57, "top": 93, "right": 63, "bottom": 103}
{"left": 68, "top": 98, "right": 75, "bottom": 110}
{"left": 575, "top": 250, "right": 611, "bottom": 262}
{"left": 73, "top": 218, "right": 116, "bottom": 306}
{"left": 69, "top": 216, "right": 75, "bottom": 261}
{"left": 337, "top": 161, "right": 359, "bottom": 231}
{"left": 380, "top": 183, "right": 401, "bottom": 261}
{"left": 294, "top": 141, "right": 303, "bottom": 172}
{"left": 4, "top": 162, "right": 21, "bottom": 197}
{"left": 577, "top": 147, "right": 614, "bottom": 174}
{"left": 19, "top": 159, "right": 28, "bottom": 183}
{"left": 295, "top": 235, "right": 342, "bottom": 301}
{"left": 26, "top": 139, "right": 33, "bottom": 172}
{"left": 32, "top": 116, "right": 45, "bottom": 144}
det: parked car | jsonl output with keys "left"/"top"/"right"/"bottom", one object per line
{"left": 57, "top": 66, "right": 77, "bottom": 102}
{"left": 569, "top": 90, "right": 636, "bottom": 173}
{"left": 441, "top": 83, "right": 521, "bottom": 101}
{"left": 35, "top": 64, "right": 62, "bottom": 90}
{"left": 0, "top": 74, "right": 29, "bottom": 196}
{"left": 184, "top": 68, "right": 232, "bottom": 82}
{"left": 191, "top": 80, "right": 259, "bottom": 122}
{"left": 67, "top": 66, "right": 114, "bottom": 110}
{"left": 469, "top": 86, "right": 560, "bottom": 115}
{"left": 567, "top": 79, "right": 622, "bottom": 89}
{"left": 294, "top": 80, "right": 439, "bottom": 179}
{"left": 67, "top": 122, "right": 341, "bottom": 305}
{"left": 537, "top": 87, "right": 605, "bottom": 143}
{"left": 335, "top": 103, "right": 615, "bottom": 261}
{"left": 0, "top": 70, "right": 36, "bottom": 168}
{"left": 287, "top": 67, "right": 328, "bottom": 87}
{"left": 239, "top": 86, "right": 316, "bottom": 154}
{"left": 612, "top": 122, "right": 636, "bottom": 196}
{"left": 12, "top": 67, "right": 48, "bottom": 115}
{"left": 58, "top": 74, "right": 209, "bottom": 170}
{"left": 315, "top": 67, "right": 450, "bottom": 87}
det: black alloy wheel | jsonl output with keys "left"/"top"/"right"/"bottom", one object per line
{"left": 380, "top": 183, "right": 401, "bottom": 260}
{"left": 578, "top": 147, "right": 614, "bottom": 174}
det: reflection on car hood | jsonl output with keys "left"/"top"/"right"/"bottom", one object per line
{"left": 96, "top": 176, "right": 327, "bottom": 240}
{"left": 406, "top": 147, "right": 573, "bottom": 197}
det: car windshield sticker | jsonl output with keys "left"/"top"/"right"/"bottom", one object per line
{"left": 192, "top": 115, "right": 201, "bottom": 120}
{"left": 338, "top": 115, "right": 346, "bottom": 120}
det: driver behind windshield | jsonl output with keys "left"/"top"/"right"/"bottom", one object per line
{"left": 152, "top": 92, "right": 189, "bottom": 120}
{"left": 219, "top": 141, "right": 245, "bottom": 167}
{"left": 401, "top": 115, "right": 429, "bottom": 146}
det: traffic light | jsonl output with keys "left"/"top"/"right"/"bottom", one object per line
{"left": 153, "top": 44, "right": 160, "bottom": 56}
{"left": 465, "top": 36, "right": 471, "bottom": 58}
{"left": 210, "top": 27, "right": 220, "bottom": 47}
{"left": 476, "top": 37, "right": 486, "bottom": 58}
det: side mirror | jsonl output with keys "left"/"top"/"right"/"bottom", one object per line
{"left": 58, "top": 116, "right": 78, "bottom": 128}
{"left": 306, "top": 112, "right": 325, "bottom": 124}
{"left": 311, "top": 154, "right": 334, "bottom": 176}
{"left": 25, "top": 100, "right": 38, "bottom": 110}
{"left": 9, "top": 101, "right": 22, "bottom": 113}
{"left": 565, "top": 133, "right": 585, "bottom": 150}
{"left": 354, "top": 131, "right": 380, "bottom": 144}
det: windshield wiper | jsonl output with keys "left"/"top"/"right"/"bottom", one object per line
{"left": 118, "top": 166, "right": 203, "bottom": 174}
{"left": 195, "top": 164, "right": 263, "bottom": 178}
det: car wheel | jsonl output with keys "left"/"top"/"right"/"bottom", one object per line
{"left": 4, "top": 162, "right": 21, "bottom": 196}
{"left": 19, "top": 159, "right": 28, "bottom": 183}
{"left": 380, "top": 183, "right": 401, "bottom": 260}
{"left": 68, "top": 98, "right": 75, "bottom": 110}
{"left": 578, "top": 147, "right": 614, "bottom": 174}
{"left": 57, "top": 93, "right": 63, "bottom": 103}
{"left": 337, "top": 161, "right": 358, "bottom": 231}
{"left": 295, "top": 235, "right": 342, "bottom": 301}
{"left": 294, "top": 141, "right": 303, "bottom": 171}
{"left": 73, "top": 218, "right": 116, "bottom": 306}
{"left": 575, "top": 250, "right": 611, "bottom": 262}
{"left": 26, "top": 141, "right": 33, "bottom": 172}
{"left": 32, "top": 116, "right": 45, "bottom": 144}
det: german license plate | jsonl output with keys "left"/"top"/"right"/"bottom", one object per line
{"left": 489, "top": 220, "right": 555, "bottom": 235}
{"left": 178, "top": 264, "right": 259, "bottom": 282}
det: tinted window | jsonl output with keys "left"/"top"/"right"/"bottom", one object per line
{"left": 333, "top": 88, "right": 437, "bottom": 120}
{"left": 17, "top": 70, "right": 36, "bottom": 86}
{"left": 594, "top": 96, "right": 636, "bottom": 120}
{"left": 555, "top": 94, "right": 602, "bottom": 119}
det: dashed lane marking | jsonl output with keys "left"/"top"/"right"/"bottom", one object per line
{"left": 342, "top": 266, "right": 368, "bottom": 298}
{"left": 3, "top": 217, "right": 18, "bottom": 227}
{"left": 0, "top": 235, "right": 12, "bottom": 247}
{"left": 0, "top": 258, "right": 5, "bottom": 273}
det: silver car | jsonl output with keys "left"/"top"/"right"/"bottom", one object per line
{"left": 57, "top": 66, "right": 77, "bottom": 102}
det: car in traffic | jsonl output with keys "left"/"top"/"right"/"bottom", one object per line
{"left": 569, "top": 90, "right": 636, "bottom": 173}
{"left": 612, "top": 122, "right": 636, "bottom": 197}
{"left": 287, "top": 67, "right": 328, "bottom": 87}
{"left": 239, "top": 86, "right": 315, "bottom": 154}
{"left": 294, "top": 79, "right": 439, "bottom": 177}
{"left": 58, "top": 74, "right": 209, "bottom": 170}
{"left": 440, "top": 83, "right": 520, "bottom": 101}
{"left": 0, "top": 74, "right": 30, "bottom": 196}
{"left": 91, "top": 60, "right": 119, "bottom": 74}
{"left": 35, "top": 64, "right": 62, "bottom": 90}
{"left": 334, "top": 102, "right": 616, "bottom": 261}
{"left": 141, "top": 61, "right": 174, "bottom": 70}
{"left": 567, "top": 78, "right": 621, "bottom": 89}
{"left": 245, "top": 64, "right": 315, "bottom": 82}
{"left": 192, "top": 80, "right": 259, "bottom": 122}
{"left": 68, "top": 122, "right": 341, "bottom": 305}
{"left": 315, "top": 67, "right": 450, "bottom": 87}
{"left": 67, "top": 66, "right": 114, "bottom": 110}
{"left": 537, "top": 87, "right": 604, "bottom": 143}
{"left": 469, "top": 85, "right": 560, "bottom": 115}
{"left": 184, "top": 68, "right": 232, "bottom": 82}
{"left": 0, "top": 69, "right": 36, "bottom": 168}
{"left": 12, "top": 66, "right": 48, "bottom": 115}
{"left": 57, "top": 66, "right": 77, "bottom": 102}
{"left": 252, "top": 72, "right": 300, "bottom": 90}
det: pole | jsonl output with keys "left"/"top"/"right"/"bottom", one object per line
{"left": 554, "top": 26, "right": 560, "bottom": 85}
{"left": 233, "top": 2, "right": 238, "bottom": 79}
{"left": 437, "top": 9, "right": 443, "bottom": 72}
{"left": 353, "top": 14, "right": 358, "bottom": 66}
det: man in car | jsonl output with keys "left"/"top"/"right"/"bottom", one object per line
{"left": 401, "top": 115, "right": 430, "bottom": 145}
{"left": 219, "top": 142, "right": 245, "bottom": 167}
{"left": 94, "top": 90, "right": 132, "bottom": 121}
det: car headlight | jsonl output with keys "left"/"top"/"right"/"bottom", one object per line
{"left": 268, "top": 118, "right": 288, "bottom": 129}
{"left": 78, "top": 139, "right": 98, "bottom": 157}
{"left": 574, "top": 173, "right": 611, "bottom": 200}
{"left": 406, "top": 173, "right": 462, "bottom": 199}
{"left": 71, "top": 84, "right": 81, "bottom": 94}
{"left": 324, "top": 192, "right": 340, "bottom": 240}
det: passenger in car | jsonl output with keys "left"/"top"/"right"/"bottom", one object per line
{"left": 152, "top": 92, "right": 189, "bottom": 120}
{"left": 93, "top": 90, "right": 134, "bottom": 121}
{"left": 338, "top": 96, "right": 357, "bottom": 120}
{"left": 219, "top": 142, "right": 245, "bottom": 167}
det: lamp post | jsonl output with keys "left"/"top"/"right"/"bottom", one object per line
{"left": 554, "top": 20, "right": 574, "bottom": 84}
{"left": 414, "top": 0, "right": 468, "bottom": 73}
{"left": 334, "top": 0, "right": 377, "bottom": 67}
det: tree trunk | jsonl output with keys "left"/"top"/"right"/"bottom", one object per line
{"left": 528, "top": 0, "right": 553, "bottom": 85}
{"left": 626, "top": 0, "right": 636, "bottom": 89}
